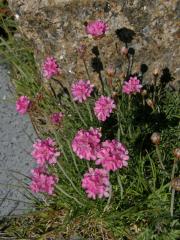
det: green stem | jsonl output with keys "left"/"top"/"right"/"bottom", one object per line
{"left": 117, "top": 100, "right": 124, "bottom": 137}
{"left": 142, "top": 96, "right": 145, "bottom": 106}
{"left": 86, "top": 161, "right": 90, "bottom": 169}
{"left": 128, "top": 125, "right": 132, "bottom": 139}
{"left": 171, "top": 161, "right": 177, "bottom": 180}
{"left": 170, "top": 188, "right": 175, "bottom": 217}
{"left": 155, "top": 145, "right": 165, "bottom": 170}
{"left": 83, "top": 58, "right": 91, "bottom": 80}
{"left": 72, "top": 101, "right": 87, "bottom": 127}
{"left": 56, "top": 185, "right": 84, "bottom": 207}
{"left": 117, "top": 173, "right": 123, "bottom": 200}
{"left": 56, "top": 161, "right": 81, "bottom": 196}
{"left": 117, "top": 127, "right": 121, "bottom": 141}
{"left": 85, "top": 101, "right": 93, "bottom": 122}
{"left": 103, "top": 183, "right": 112, "bottom": 212}
{"left": 128, "top": 95, "right": 131, "bottom": 111}
{"left": 67, "top": 140, "right": 80, "bottom": 174}
{"left": 169, "top": 160, "right": 177, "bottom": 191}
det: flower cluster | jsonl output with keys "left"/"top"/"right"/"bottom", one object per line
{"left": 82, "top": 168, "right": 110, "bottom": 199}
{"left": 72, "top": 127, "right": 129, "bottom": 199}
{"left": 71, "top": 80, "right": 94, "bottom": 103}
{"left": 30, "top": 167, "right": 58, "bottom": 195}
{"left": 94, "top": 96, "right": 116, "bottom": 121}
{"left": 96, "top": 140, "right": 129, "bottom": 171}
{"left": 86, "top": 20, "right": 108, "bottom": 38}
{"left": 16, "top": 96, "right": 31, "bottom": 115}
{"left": 25, "top": 19, "right": 135, "bottom": 199}
{"left": 72, "top": 128, "right": 101, "bottom": 160}
{"left": 31, "top": 138, "right": 60, "bottom": 166}
{"left": 50, "top": 112, "right": 64, "bottom": 124}
{"left": 122, "top": 76, "right": 142, "bottom": 95}
{"left": 42, "top": 57, "right": 60, "bottom": 79}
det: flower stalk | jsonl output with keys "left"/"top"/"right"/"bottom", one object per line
{"left": 85, "top": 101, "right": 93, "bottom": 122}
{"left": 170, "top": 188, "right": 175, "bottom": 217}
{"left": 56, "top": 161, "right": 81, "bottom": 196}
{"left": 155, "top": 145, "right": 165, "bottom": 170}
{"left": 117, "top": 173, "right": 124, "bottom": 200}
{"left": 56, "top": 185, "right": 84, "bottom": 207}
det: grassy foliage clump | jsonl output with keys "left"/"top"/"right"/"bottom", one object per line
{"left": 0, "top": 5, "right": 180, "bottom": 240}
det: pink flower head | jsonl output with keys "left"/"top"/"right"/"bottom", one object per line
{"left": 94, "top": 96, "right": 116, "bottom": 122}
{"left": 31, "top": 138, "right": 60, "bottom": 166}
{"left": 30, "top": 167, "right": 58, "bottom": 195}
{"left": 71, "top": 80, "right": 94, "bottom": 103}
{"left": 122, "top": 76, "right": 142, "bottom": 95}
{"left": 50, "top": 112, "right": 64, "bottom": 124}
{"left": 42, "top": 57, "right": 60, "bottom": 79}
{"left": 96, "top": 140, "right": 129, "bottom": 171}
{"left": 16, "top": 96, "right": 31, "bottom": 115}
{"left": 86, "top": 20, "right": 108, "bottom": 38}
{"left": 82, "top": 168, "right": 110, "bottom": 199}
{"left": 72, "top": 128, "right": 101, "bottom": 161}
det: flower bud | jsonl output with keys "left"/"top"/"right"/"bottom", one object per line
{"left": 171, "top": 177, "right": 180, "bottom": 191}
{"left": 121, "top": 47, "right": 128, "bottom": 56}
{"left": 107, "top": 65, "right": 116, "bottom": 77}
{"left": 173, "top": 148, "right": 180, "bottom": 160}
{"left": 146, "top": 98, "right": 154, "bottom": 109}
{"left": 77, "top": 44, "right": 86, "bottom": 57}
{"left": 141, "top": 89, "right": 147, "bottom": 96}
{"left": 150, "top": 132, "right": 161, "bottom": 145}
{"left": 119, "top": 72, "right": 126, "bottom": 79}
{"left": 153, "top": 68, "right": 159, "bottom": 76}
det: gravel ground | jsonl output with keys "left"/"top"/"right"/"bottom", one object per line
{"left": 0, "top": 63, "right": 36, "bottom": 217}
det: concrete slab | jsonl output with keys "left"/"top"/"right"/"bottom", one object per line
{"left": 0, "top": 63, "right": 36, "bottom": 216}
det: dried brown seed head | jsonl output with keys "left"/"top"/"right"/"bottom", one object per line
{"left": 121, "top": 47, "right": 128, "bottom": 56}
{"left": 171, "top": 177, "right": 180, "bottom": 191}
{"left": 153, "top": 68, "right": 159, "bottom": 76}
{"left": 107, "top": 65, "right": 116, "bottom": 77}
{"left": 173, "top": 148, "right": 180, "bottom": 160}
{"left": 146, "top": 98, "right": 154, "bottom": 109}
{"left": 150, "top": 132, "right": 161, "bottom": 145}
{"left": 141, "top": 89, "right": 147, "bottom": 96}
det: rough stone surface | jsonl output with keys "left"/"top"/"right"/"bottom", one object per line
{"left": 0, "top": 63, "right": 35, "bottom": 216}
{"left": 7, "top": 0, "right": 179, "bottom": 91}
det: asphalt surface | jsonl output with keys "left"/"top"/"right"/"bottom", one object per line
{"left": 0, "top": 63, "right": 36, "bottom": 216}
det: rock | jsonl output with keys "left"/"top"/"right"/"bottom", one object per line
{"left": 7, "top": 0, "right": 180, "bottom": 91}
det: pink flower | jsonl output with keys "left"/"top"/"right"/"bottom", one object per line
{"left": 96, "top": 140, "right": 129, "bottom": 171}
{"left": 71, "top": 80, "right": 94, "bottom": 103}
{"left": 82, "top": 168, "right": 110, "bottom": 199}
{"left": 16, "top": 96, "right": 31, "bottom": 115}
{"left": 50, "top": 112, "right": 64, "bottom": 124}
{"left": 30, "top": 167, "right": 58, "bottom": 195}
{"left": 86, "top": 20, "right": 108, "bottom": 38}
{"left": 72, "top": 128, "right": 101, "bottom": 161}
{"left": 42, "top": 57, "right": 60, "bottom": 79}
{"left": 94, "top": 96, "right": 116, "bottom": 122}
{"left": 31, "top": 138, "right": 60, "bottom": 166}
{"left": 122, "top": 76, "right": 142, "bottom": 95}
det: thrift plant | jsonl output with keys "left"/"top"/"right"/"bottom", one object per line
{"left": 1, "top": 11, "right": 180, "bottom": 240}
